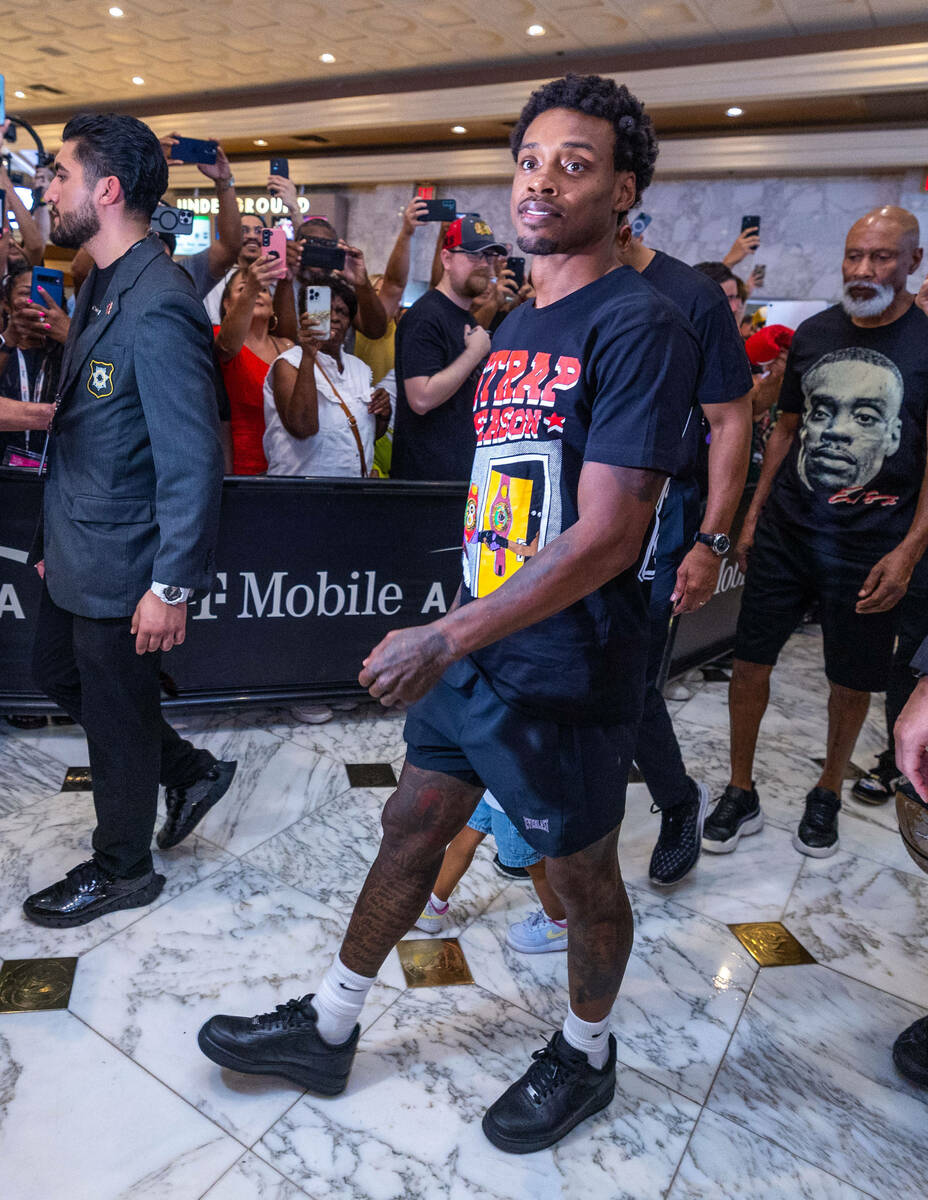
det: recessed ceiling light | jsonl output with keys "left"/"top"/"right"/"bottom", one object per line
{"left": 14, "top": 90, "right": 25, "bottom": 99}
{"left": 108, "top": 6, "right": 124, "bottom": 16}
{"left": 254, "top": 138, "right": 268, "bottom": 146}
{"left": 527, "top": 24, "right": 546, "bottom": 36}
{"left": 319, "top": 52, "right": 336, "bottom": 64}
{"left": 726, "top": 106, "right": 744, "bottom": 117}
{"left": 131, "top": 76, "right": 144, "bottom": 85}
{"left": 451, "top": 125, "right": 467, "bottom": 134}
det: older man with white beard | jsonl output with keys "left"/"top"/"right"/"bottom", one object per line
{"left": 701, "top": 206, "right": 928, "bottom": 861}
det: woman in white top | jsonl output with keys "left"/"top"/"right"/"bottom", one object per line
{"left": 263, "top": 277, "right": 391, "bottom": 478}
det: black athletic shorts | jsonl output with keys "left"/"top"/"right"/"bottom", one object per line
{"left": 735, "top": 517, "right": 902, "bottom": 692}
{"left": 403, "top": 659, "right": 634, "bottom": 858}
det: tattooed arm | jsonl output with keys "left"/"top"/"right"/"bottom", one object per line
{"left": 359, "top": 461, "right": 666, "bottom": 706}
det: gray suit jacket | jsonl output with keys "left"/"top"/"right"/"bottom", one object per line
{"left": 38, "top": 234, "right": 224, "bottom": 618}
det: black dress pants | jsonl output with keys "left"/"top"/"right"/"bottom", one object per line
{"left": 32, "top": 584, "right": 213, "bottom": 878}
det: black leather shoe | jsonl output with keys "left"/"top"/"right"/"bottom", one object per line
{"left": 23, "top": 859, "right": 165, "bottom": 928}
{"left": 198, "top": 994, "right": 359, "bottom": 1095}
{"left": 482, "top": 1031, "right": 616, "bottom": 1154}
{"left": 893, "top": 1016, "right": 928, "bottom": 1087}
{"left": 157, "top": 759, "right": 237, "bottom": 850}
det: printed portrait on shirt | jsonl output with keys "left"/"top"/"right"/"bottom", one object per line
{"left": 462, "top": 443, "right": 563, "bottom": 598}
{"left": 797, "top": 347, "right": 904, "bottom": 493}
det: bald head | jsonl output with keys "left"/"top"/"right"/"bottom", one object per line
{"left": 849, "top": 206, "right": 920, "bottom": 252}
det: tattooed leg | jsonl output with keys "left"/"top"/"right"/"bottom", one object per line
{"left": 340, "top": 761, "right": 484, "bottom": 977}
{"left": 545, "top": 824, "right": 632, "bottom": 1022}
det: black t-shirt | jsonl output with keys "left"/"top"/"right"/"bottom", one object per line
{"left": 457, "top": 266, "right": 701, "bottom": 725}
{"left": 0, "top": 346, "right": 51, "bottom": 459}
{"left": 642, "top": 250, "right": 753, "bottom": 482}
{"left": 392, "top": 288, "right": 482, "bottom": 481}
{"left": 767, "top": 302, "right": 928, "bottom": 564}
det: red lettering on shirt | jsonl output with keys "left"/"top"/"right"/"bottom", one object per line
{"left": 828, "top": 486, "right": 899, "bottom": 508}
{"left": 540, "top": 355, "right": 582, "bottom": 408}
{"left": 475, "top": 350, "right": 507, "bottom": 410}
{"left": 493, "top": 350, "right": 529, "bottom": 405}
{"left": 511, "top": 352, "right": 551, "bottom": 404}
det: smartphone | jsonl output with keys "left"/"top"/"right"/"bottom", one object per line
{"left": 270, "top": 157, "right": 289, "bottom": 179}
{"left": 753, "top": 263, "right": 767, "bottom": 286}
{"left": 169, "top": 136, "right": 218, "bottom": 165}
{"left": 300, "top": 237, "right": 345, "bottom": 272}
{"left": 741, "top": 215, "right": 761, "bottom": 236}
{"left": 505, "top": 256, "right": 525, "bottom": 291}
{"left": 150, "top": 203, "right": 194, "bottom": 235}
{"left": 303, "top": 284, "right": 331, "bottom": 340}
{"left": 260, "top": 226, "right": 288, "bottom": 278}
{"left": 420, "top": 198, "right": 456, "bottom": 222}
{"left": 630, "top": 211, "right": 652, "bottom": 238}
{"left": 0, "top": 188, "right": 5, "bottom": 233}
{"left": 31, "top": 266, "right": 64, "bottom": 309}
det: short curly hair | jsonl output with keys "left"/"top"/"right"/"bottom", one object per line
{"left": 509, "top": 74, "right": 658, "bottom": 209}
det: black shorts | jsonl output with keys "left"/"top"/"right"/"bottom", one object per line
{"left": 403, "top": 660, "right": 634, "bottom": 858}
{"left": 735, "top": 517, "right": 901, "bottom": 692}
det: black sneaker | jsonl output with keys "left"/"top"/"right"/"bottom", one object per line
{"left": 493, "top": 853, "right": 532, "bottom": 883}
{"left": 851, "top": 749, "right": 898, "bottom": 806}
{"left": 793, "top": 786, "right": 840, "bottom": 857}
{"left": 482, "top": 1030, "right": 616, "bottom": 1154}
{"left": 701, "top": 784, "right": 763, "bottom": 853}
{"left": 23, "top": 859, "right": 165, "bottom": 928}
{"left": 648, "top": 779, "right": 709, "bottom": 886}
{"left": 198, "top": 994, "right": 358, "bottom": 1095}
{"left": 157, "top": 759, "right": 237, "bottom": 850}
{"left": 893, "top": 1016, "right": 928, "bottom": 1087}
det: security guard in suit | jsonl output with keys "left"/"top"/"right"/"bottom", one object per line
{"left": 24, "top": 113, "right": 235, "bottom": 928}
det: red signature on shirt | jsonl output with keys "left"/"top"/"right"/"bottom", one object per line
{"left": 827, "top": 486, "right": 899, "bottom": 508}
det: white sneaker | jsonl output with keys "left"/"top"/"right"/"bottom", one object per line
{"left": 506, "top": 908, "right": 568, "bottom": 953}
{"left": 290, "top": 704, "right": 334, "bottom": 724}
{"left": 414, "top": 898, "right": 447, "bottom": 934}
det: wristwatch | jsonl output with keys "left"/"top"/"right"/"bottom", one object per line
{"left": 216, "top": 175, "right": 235, "bottom": 191}
{"left": 152, "top": 582, "right": 192, "bottom": 605}
{"left": 695, "top": 532, "right": 731, "bottom": 557}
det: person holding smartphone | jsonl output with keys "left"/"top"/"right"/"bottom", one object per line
{"left": 0, "top": 261, "right": 62, "bottom": 463}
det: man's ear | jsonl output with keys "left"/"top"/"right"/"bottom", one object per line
{"left": 612, "top": 170, "right": 637, "bottom": 219}
{"left": 909, "top": 246, "right": 924, "bottom": 274}
{"left": 96, "top": 174, "right": 124, "bottom": 210}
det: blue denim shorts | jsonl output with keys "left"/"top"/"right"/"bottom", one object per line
{"left": 467, "top": 795, "right": 542, "bottom": 869}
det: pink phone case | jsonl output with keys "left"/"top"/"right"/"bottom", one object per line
{"left": 262, "top": 228, "right": 288, "bottom": 278}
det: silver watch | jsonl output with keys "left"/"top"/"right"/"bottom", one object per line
{"left": 152, "top": 583, "right": 192, "bottom": 605}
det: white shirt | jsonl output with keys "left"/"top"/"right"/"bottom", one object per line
{"left": 263, "top": 345, "right": 375, "bottom": 477}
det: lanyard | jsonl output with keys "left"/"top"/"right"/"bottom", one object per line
{"left": 17, "top": 349, "right": 47, "bottom": 454}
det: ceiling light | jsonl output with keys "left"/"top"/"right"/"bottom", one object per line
{"left": 254, "top": 138, "right": 268, "bottom": 146}
{"left": 726, "top": 106, "right": 744, "bottom": 117}
{"left": 451, "top": 125, "right": 467, "bottom": 134}
{"left": 131, "top": 76, "right": 145, "bottom": 85}
{"left": 527, "top": 24, "right": 546, "bottom": 36}
{"left": 14, "top": 90, "right": 25, "bottom": 99}
{"left": 319, "top": 52, "right": 336, "bottom": 64}
{"left": 108, "top": 6, "right": 124, "bottom": 16}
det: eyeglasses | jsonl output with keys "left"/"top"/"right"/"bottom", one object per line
{"left": 448, "top": 248, "right": 496, "bottom": 262}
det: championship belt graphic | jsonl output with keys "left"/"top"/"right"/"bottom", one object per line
{"left": 474, "top": 458, "right": 546, "bottom": 597}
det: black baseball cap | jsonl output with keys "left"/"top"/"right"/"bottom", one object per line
{"left": 443, "top": 215, "right": 507, "bottom": 255}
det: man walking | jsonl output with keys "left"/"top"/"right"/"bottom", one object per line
{"left": 24, "top": 113, "right": 234, "bottom": 928}
{"left": 705, "top": 206, "right": 928, "bottom": 858}
{"left": 199, "top": 74, "right": 700, "bottom": 1152}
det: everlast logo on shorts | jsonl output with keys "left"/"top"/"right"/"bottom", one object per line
{"left": 524, "top": 817, "right": 550, "bottom": 833}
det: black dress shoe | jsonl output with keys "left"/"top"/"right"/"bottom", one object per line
{"left": 198, "top": 994, "right": 359, "bottom": 1095}
{"left": 157, "top": 759, "right": 237, "bottom": 850}
{"left": 893, "top": 1016, "right": 928, "bottom": 1087}
{"left": 23, "top": 859, "right": 165, "bottom": 928}
{"left": 482, "top": 1031, "right": 616, "bottom": 1154}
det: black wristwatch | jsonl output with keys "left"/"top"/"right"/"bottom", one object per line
{"left": 695, "top": 532, "right": 731, "bottom": 557}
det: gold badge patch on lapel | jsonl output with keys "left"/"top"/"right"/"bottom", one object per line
{"left": 87, "top": 360, "right": 115, "bottom": 398}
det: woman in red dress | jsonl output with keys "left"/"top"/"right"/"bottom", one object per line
{"left": 214, "top": 254, "right": 294, "bottom": 474}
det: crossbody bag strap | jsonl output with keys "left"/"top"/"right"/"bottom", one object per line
{"left": 313, "top": 356, "right": 367, "bottom": 477}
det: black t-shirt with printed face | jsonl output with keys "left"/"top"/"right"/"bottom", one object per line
{"left": 456, "top": 266, "right": 701, "bottom": 725}
{"left": 766, "top": 302, "right": 928, "bottom": 564}
{"left": 392, "top": 288, "right": 483, "bottom": 481}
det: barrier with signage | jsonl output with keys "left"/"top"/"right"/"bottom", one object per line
{"left": 0, "top": 471, "right": 749, "bottom": 713}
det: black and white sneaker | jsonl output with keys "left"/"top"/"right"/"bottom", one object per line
{"left": 851, "top": 749, "right": 897, "bottom": 806}
{"left": 648, "top": 779, "right": 709, "bottom": 886}
{"left": 793, "top": 786, "right": 840, "bottom": 857}
{"left": 23, "top": 859, "right": 165, "bottom": 927}
{"left": 701, "top": 784, "right": 763, "bottom": 853}
{"left": 893, "top": 1015, "right": 928, "bottom": 1087}
{"left": 157, "top": 759, "right": 237, "bottom": 850}
{"left": 198, "top": 993, "right": 358, "bottom": 1095}
{"left": 482, "top": 1031, "right": 616, "bottom": 1154}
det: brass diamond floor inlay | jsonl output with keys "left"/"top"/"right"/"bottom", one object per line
{"left": 728, "top": 922, "right": 817, "bottom": 967}
{"left": 62, "top": 767, "right": 92, "bottom": 791}
{"left": 0, "top": 957, "right": 78, "bottom": 1013}
{"left": 396, "top": 938, "right": 474, "bottom": 988}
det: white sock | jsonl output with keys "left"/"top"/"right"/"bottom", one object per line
{"left": 562, "top": 1004, "right": 611, "bottom": 1070}
{"left": 312, "top": 956, "right": 376, "bottom": 1046}
{"left": 429, "top": 892, "right": 449, "bottom": 913}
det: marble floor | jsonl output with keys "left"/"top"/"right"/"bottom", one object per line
{"left": 1, "top": 626, "right": 926, "bottom": 1199}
